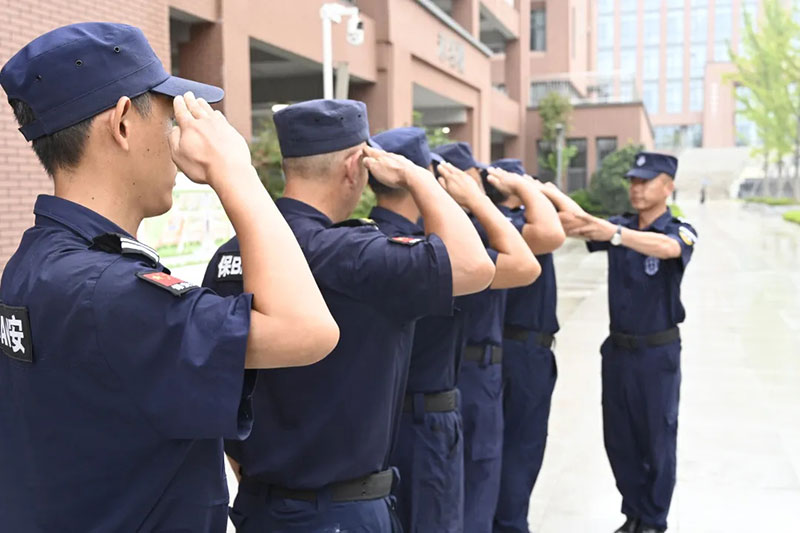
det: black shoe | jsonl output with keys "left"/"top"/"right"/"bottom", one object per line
{"left": 614, "top": 516, "right": 639, "bottom": 533}
{"left": 636, "top": 526, "right": 665, "bottom": 533}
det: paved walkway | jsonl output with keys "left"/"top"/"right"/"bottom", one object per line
{"left": 531, "top": 200, "right": 800, "bottom": 532}
{"left": 173, "top": 200, "right": 800, "bottom": 532}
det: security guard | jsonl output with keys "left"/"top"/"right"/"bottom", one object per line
{"left": 487, "top": 160, "right": 566, "bottom": 533}
{"left": 366, "top": 129, "right": 538, "bottom": 532}
{"left": 0, "top": 23, "right": 337, "bottom": 532}
{"left": 203, "top": 100, "right": 496, "bottom": 532}
{"left": 559, "top": 153, "right": 696, "bottom": 533}
{"left": 433, "top": 142, "right": 541, "bottom": 533}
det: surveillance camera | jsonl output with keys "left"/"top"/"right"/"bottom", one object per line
{"left": 347, "top": 14, "right": 365, "bottom": 46}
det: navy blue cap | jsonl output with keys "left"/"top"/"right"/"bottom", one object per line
{"left": 274, "top": 99, "right": 375, "bottom": 158}
{"left": 430, "top": 152, "right": 444, "bottom": 163}
{"left": 371, "top": 127, "right": 432, "bottom": 169}
{"left": 432, "top": 142, "right": 485, "bottom": 171}
{"left": 625, "top": 151, "right": 678, "bottom": 180}
{"left": 491, "top": 158, "right": 526, "bottom": 175}
{"left": 0, "top": 22, "right": 224, "bottom": 141}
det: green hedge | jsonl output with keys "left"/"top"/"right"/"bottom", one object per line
{"left": 668, "top": 204, "right": 685, "bottom": 218}
{"left": 744, "top": 197, "right": 799, "bottom": 206}
{"left": 783, "top": 210, "right": 800, "bottom": 224}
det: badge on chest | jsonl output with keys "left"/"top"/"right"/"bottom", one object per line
{"left": 644, "top": 256, "right": 660, "bottom": 276}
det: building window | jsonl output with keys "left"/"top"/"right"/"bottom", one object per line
{"left": 620, "top": 14, "right": 637, "bottom": 47}
{"left": 668, "top": 0, "right": 684, "bottom": 8}
{"left": 686, "top": 124, "right": 703, "bottom": 147}
{"left": 567, "top": 138, "right": 588, "bottom": 192}
{"left": 654, "top": 125, "right": 682, "bottom": 149}
{"left": 643, "top": 47, "right": 660, "bottom": 80}
{"left": 536, "top": 140, "right": 556, "bottom": 182}
{"left": 597, "top": 137, "right": 618, "bottom": 168}
{"left": 531, "top": 9, "right": 546, "bottom": 51}
{"left": 741, "top": 1, "right": 758, "bottom": 32}
{"left": 666, "top": 80, "right": 683, "bottom": 113}
{"left": 643, "top": 81, "right": 659, "bottom": 114}
{"left": 666, "top": 45, "right": 684, "bottom": 80}
{"left": 598, "top": 49, "right": 614, "bottom": 74}
{"left": 714, "top": 41, "right": 730, "bottom": 61}
{"left": 692, "top": 0, "right": 708, "bottom": 6}
{"left": 620, "top": 0, "right": 637, "bottom": 13}
{"left": 598, "top": 0, "right": 614, "bottom": 15}
{"left": 690, "top": 44, "right": 706, "bottom": 77}
{"left": 691, "top": 7, "right": 708, "bottom": 43}
{"left": 715, "top": 5, "right": 732, "bottom": 43}
{"left": 667, "top": 10, "right": 684, "bottom": 43}
{"left": 598, "top": 14, "right": 614, "bottom": 49}
{"left": 644, "top": 12, "right": 661, "bottom": 46}
{"left": 644, "top": 0, "right": 661, "bottom": 11}
{"left": 690, "top": 79, "right": 704, "bottom": 111}
{"left": 620, "top": 47, "right": 637, "bottom": 76}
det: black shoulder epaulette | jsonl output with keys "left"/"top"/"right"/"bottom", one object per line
{"left": 90, "top": 233, "right": 160, "bottom": 267}
{"left": 331, "top": 218, "right": 379, "bottom": 229}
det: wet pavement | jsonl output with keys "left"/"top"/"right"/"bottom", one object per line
{"left": 531, "top": 200, "right": 800, "bottom": 532}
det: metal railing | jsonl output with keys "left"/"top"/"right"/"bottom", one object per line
{"left": 528, "top": 70, "right": 641, "bottom": 108}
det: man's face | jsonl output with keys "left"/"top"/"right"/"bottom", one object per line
{"left": 629, "top": 174, "right": 674, "bottom": 211}
{"left": 126, "top": 95, "right": 178, "bottom": 218}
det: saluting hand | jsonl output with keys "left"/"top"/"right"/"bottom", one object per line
{"left": 168, "top": 92, "right": 252, "bottom": 188}
{"left": 437, "top": 162, "right": 484, "bottom": 208}
{"left": 485, "top": 167, "right": 525, "bottom": 197}
{"left": 565, "top": 212, "right": 617, "bottom": 241}
{"left": 363, "top": 145, "right": 431, "bottom": 189}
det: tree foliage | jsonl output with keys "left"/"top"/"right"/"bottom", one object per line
{"left": 537, "top": 91, "right": 577, "bottom": 179}
{"left": 570, "top": 144, "right": 641, "bottom": 215}
{"left": 728, "top": 0, "right": 800, "bottom": 196}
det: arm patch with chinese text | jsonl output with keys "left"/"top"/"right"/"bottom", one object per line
{"left": 0, "top": 302, "right": 33, "bottom": 363}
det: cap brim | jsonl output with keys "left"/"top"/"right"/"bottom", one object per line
{"left": 151, "top": 75, "right": 224, "bottom": 103}
{"left": 625, "top": 167, "right": 660, "bottom": 180}
{"left": 430, "top": 152, "right": 444, "bottom": 163}
{"left": 367, "top": 137, "right": 383, "bottom": 151}
{"left": 473, "top": 161, "right": 488, "bottom": 170}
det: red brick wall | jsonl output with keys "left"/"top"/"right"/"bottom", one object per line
{"left": 0, "top": 0, "right": 170, "bottom": 272}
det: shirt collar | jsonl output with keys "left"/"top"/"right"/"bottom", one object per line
{"left": 275, "top": 197, "right": 333, "bottom": 226}
{"left": 643, "top": 208, "right": 673, "bottom": 232}
{"left": 33, "top": 195, "right": 160, "bottom": 264}
{"left": 369, "top": 206, "right": 423, "bottom": 235}
{"left": 34, "top": 195, "right": 134, "bottom": 243}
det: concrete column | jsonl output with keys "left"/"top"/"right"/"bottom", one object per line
{"left": 358, "top": 42, "right": 414, "bottom": 132}
{"left": 177, "top": 0, "right": 252, "bottom": 139}
{"left": 451, "top": 0, "right": 481, "bottom": 37}
{"left": 504, "top": 0, "right": 531, "bottom": 160}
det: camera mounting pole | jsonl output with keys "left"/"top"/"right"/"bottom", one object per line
{"left": 320, "top": 3, "right": 361, "bottom": 100}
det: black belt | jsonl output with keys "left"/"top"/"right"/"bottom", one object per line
{"left": 609, "top": 327, "right": 680, "bottom": 350}
{"left": 503, "top": 325, "right": 555, "bottom": 349}
{"left": 463, "top": 344, "right": 503, "bottom": 364}
{"left": 403, "top": 389, "right": 458, "bottom": 413}
{"left": 240, "top": 469, "right": 395, "bottom": 503}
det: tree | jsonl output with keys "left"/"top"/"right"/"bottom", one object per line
{"left": 729, "top": 0, "right": 800, "bottom": 198}
{"left": 412, "top": 110, "right": 452, "bottom": 148}
{"left": 537, "top": 91, "right": 577, "bottom": 183}
{"left": 250, "top": 115, "right": 285, "bottom": 199}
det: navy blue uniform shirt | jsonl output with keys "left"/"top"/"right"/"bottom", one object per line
{"left": 455, "top": 216, "right": 506, "bottom": 347}
{"left": 204, "top": 197, "right": 453, "bottom": 489}
{"left": 587, "top": 209, "right": 697, "bottom": 335}
{"left": 0, "top": 195, "right": 254, "bottom": 532}
{"left": 369, "top": 206, "right": 465, "bottom": 393}
{"left": 498, "top": 205, "right": 559, "bottom": 334}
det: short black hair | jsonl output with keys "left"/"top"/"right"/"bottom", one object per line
{"left": 8, "top": 92, "right": 153, "bottom": 177}
{"left": 369, "top": 174, "right": 406, "bottom": 198}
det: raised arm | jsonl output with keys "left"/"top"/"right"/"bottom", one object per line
{"left": 363, "top": 146, "right": 495, "bottom": 296}
{"left": 169, "top": 93, "right": 339, "bottom": 369}
{"left": 437, "top": 163, "right": 540, "bottom": 289}
{"left": 487, "top": 168, "right": 565, "bottom": 254}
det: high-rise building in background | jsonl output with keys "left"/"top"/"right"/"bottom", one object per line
{"left": 593, "top": 0, "right": 760, "bottom": 150}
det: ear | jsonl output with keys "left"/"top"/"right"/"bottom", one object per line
{"left": 342, "top": 148, "right": 364, "bottom": 189}
{"left": 104, "top": 96, "right": 133, "bottom": 151}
